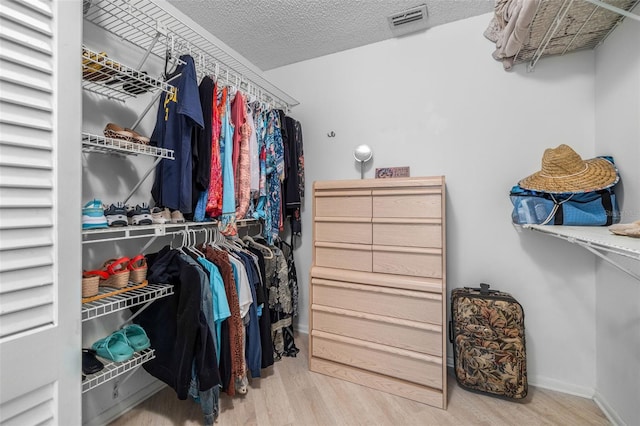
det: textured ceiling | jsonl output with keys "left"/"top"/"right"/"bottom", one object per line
{"left": 167, "top": 0, "right": 495, "bottom": 70}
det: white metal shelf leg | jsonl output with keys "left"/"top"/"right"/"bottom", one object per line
{"left": 130, "top": 89, "right": 163, "bottom": 131}
{"left": 583, "top": 0, "right": 640, "bottom": 22}
{"left": 130, "top": 72, "right": 181, "bottom": 131}
{"left": 136, "top": 31, "right": 161, "bottom": 70}
{"left": 123, "top": 156, "right": 163, "bottom": 204}
{"left": 124, "top": 299, "right": 157, "bottom": 325}
{"left": 581, "top": 244, "right": 640, "bottom": 282}
{"left": 112, "top": 366, "right": 142, "bottom": 399}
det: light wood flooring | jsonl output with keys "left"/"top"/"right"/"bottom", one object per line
{"left": 109, "top": 333, "right": 609, "bottom": 426}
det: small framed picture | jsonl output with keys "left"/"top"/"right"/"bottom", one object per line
{"left": 375, "top": 167, "right": 410, "bottom": 179}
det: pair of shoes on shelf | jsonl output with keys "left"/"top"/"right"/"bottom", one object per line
{"left": 102, "top": 202, "right": 152, "bottom": 227}
{"left": 103, "top": 123, "right": 150, "bottom": 145}
{"left": 82, "top": 199, "right": 108, "bottom": 230}
{"left": 104, "top": 201, "right": 128, "bottom": 227}
{"left": 83, "top": 254, "right": 147, "bottom": 291}
{"left": 151, "top": 206, "right": 184, "bottom": 224}
{"left": 82, "top": 48, "right": 119, "bottom": 82}
{"left": 126, "top": 202, "right": 153, "bottom": 225}
{"left": 91, "top": 324, "right": 151, "bottom": 362}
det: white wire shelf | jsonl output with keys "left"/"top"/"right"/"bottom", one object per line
{"left": 82, "top": 132, "right": 175, "bottom": 159}
{"left": 82, "top": 45, "right": 174, "bottom": 102}
{"left": 82, "top": 0, "right": 298, "bottom": 109}
{"left": 82, "top": 348, "right": 155, "bottom": 393}
{"left": 82, "top": 282, "right": 174, "bottom": 322}
{"left": 522, "top": 224, "right": 640, "bottom": 260}
{"left": 522, "top": 224, "right": 640, "bottom": 283}
{"left": 513, "top": 0, "right": 640, "bottom": 72}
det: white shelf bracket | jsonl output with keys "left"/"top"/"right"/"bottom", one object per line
{"left": 123, "top": 299, "right": 156, "bottom": 324}
{"left": 123, "top": 156, "right": 163, "bottom": 204}
{"left": 579, "top": 243, "right": 640, "bottom": 282}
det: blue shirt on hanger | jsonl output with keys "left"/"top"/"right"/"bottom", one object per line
{"left": 151, "top": 54, "right": 203, "bottom": 214}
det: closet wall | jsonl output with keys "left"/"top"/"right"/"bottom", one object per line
{"left": 594, "top": 14, "right": 640, "bottom": 425}
{"left": 267, "top": 12, "right": 602, "bottom": 400}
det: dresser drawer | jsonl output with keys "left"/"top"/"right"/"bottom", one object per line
{"left": 372, "top": 220, "right": 441, "bottom": 248}
{"left": 312, "top": 330, "right": 442, "bottom": 389}
{"left": 372, "top": 246, "right": 442, "bottom": 278}
{"left": 372, "top": 189, "right": 441, "bottom": 218}
{"left": 312, "top": 305, "right": 442, "bottom": 356}
{"left": 316, "top": 219, "right": 371, "bottom": 244}
{"left": 315, "top": 190, "right": 371, "bottom": 217}
{"left": 315, "top": 242, "right": 371, "bottom": 272}
{"left": 311, "top": 277, "right": 443, "bottom": 324}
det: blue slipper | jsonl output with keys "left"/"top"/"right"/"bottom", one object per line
{"left": 92, "top": 332, "right": 134, "bottom": 362}
{"left": 118, "top": 324, "right": 150, "bottom": 351}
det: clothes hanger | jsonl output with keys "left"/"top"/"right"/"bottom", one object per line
{"left": 174, "top": 229, "right": 187, "bottom": 255}
{"left": 242, "top": 235, "right": 274, "bottom": 259}
{"left": 187, "top": 229, "right": 206, "bottom": 258}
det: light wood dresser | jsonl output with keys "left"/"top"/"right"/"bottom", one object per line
{"left": 309, "top": 176, "right": 447, "bottom": 409}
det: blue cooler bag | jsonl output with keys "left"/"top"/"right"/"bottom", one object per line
{"left": 510, "top": 184, "right": 620, "bottom": 226}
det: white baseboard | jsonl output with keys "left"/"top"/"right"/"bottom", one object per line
{"left": 593, "top": 390, "right": 626, "bottom": 426}
{"left": 447, "top": 356, "right": 597, "bottom": 401}
{"left": 83, "top": 380, "right": 166, "bottom": 426}
{"left": 527, "top": 376, "right": 594, "bottom": 399}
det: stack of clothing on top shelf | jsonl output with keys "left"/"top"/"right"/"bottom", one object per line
{"left": 150, "top": 54, "right": 305, "bottom": 243}
{"left": 132, "top": 231, "right": 299, "bottom": 425}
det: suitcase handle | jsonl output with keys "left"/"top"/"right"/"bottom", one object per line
{"left": 464, "top": 283, "right": 494, "bottom": 295}
{"left": 448, "top": 320, "right": 453, "bottom": 343}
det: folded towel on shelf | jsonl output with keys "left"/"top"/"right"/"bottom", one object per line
{"left": 484, "top": 0, "right": 541, "bottom": 71}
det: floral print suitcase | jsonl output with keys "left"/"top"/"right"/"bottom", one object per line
{"left": 450, "top": 283, "right": 528, "bottom": 399}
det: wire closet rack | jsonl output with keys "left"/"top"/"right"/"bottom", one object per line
{"left": 83, "top": 0, "right": 299, "bottom": 110}
{"left": 515, "top": 0, "right": 640, "bottom": 71}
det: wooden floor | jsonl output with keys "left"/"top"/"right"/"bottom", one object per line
{"left": 109, "top": 333, "right": 609, "bottom": 426}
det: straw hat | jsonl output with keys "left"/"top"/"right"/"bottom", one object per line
{"left": 519, "top": 144, "right": 618, "bottom": 193}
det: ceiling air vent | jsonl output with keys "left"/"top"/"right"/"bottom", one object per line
{"left": 388, "top": 4, "right": 428, "bottom": 30}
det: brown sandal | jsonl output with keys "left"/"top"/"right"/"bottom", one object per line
{"left": 124, "top": 128, "right": 150, "bottom": 145}
{"left": 104, "top": 123, "right": 135, "bottom": 142}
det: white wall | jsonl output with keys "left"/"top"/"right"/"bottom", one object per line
{"left": 267, "top": 13, "right": 603, "bottom": 396}
{"left": 594, "top": 14, "right": 640, "bottom": 426}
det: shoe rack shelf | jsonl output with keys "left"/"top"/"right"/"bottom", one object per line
{"left": 82, "top": 348, "right": 155, "bottom": 393}
{"left": 82, "top": 46, "right": 174, "bottom": 102}
{"left": 82, "top": 132, "right": 175, "bottom": 159}
{"left": 82, "top": 282, "right": 174, "bottom": 322}
{"left": 522, "top": 224, "right": 640, "bottom": 283}
{"left": 82, "top": 130, "right": 174, "bottom": 205}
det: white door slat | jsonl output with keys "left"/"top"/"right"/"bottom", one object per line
{"left": 0, "top": 266, "right": 53, "bottom": 294}
{"left": 0, "top": 383, "right": 54, "bottom": 424}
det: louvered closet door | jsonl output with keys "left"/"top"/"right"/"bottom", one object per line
{"left": 0, "top": 1, "right": 82, "bottom": 425}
